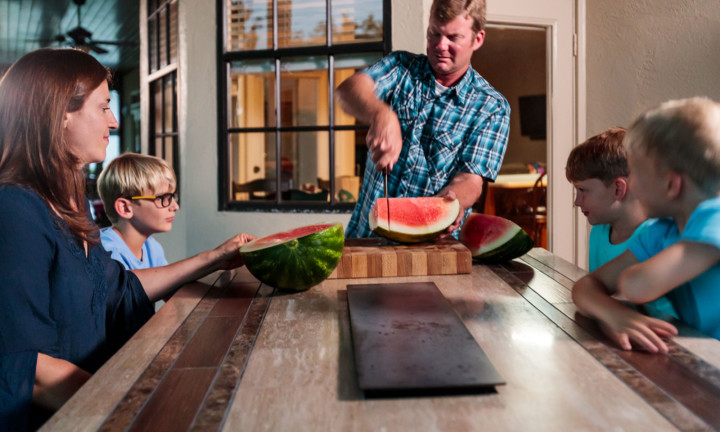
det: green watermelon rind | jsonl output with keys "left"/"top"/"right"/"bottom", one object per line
{"left": 239, "top": 223, "right": 344, "bottom": 291}
{"left": 471, "top": 229, "right": 534, "bottom": 263}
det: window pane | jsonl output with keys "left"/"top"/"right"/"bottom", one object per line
{"left": 332, "top": 0, "right": 383, "bottom": 44}
{"left": 334, "top": 129, "right": 367, "bottom": 202}
{"left": 281, "top": 131, "right": 330, "bottom": 202}
{"left": 164, "top": 136, "right": 175, "bottom": 170}
{"left": 164, "top": 75, "right": 175, "bottom": 133}
{"left": 153, "top": 80, "right": 163, "bottom": 134}
{"left": 333, "top": 53, "right": 381, "bottom": 126}
{"left": 229, "top": 132, "right": 282, "bottom": 201}
{"left": 226, "top": 0, "right": 272, "bottom": 51}
{"left": 154, "top": 137, "right": 163, "bottom": 158}
{"left": 169, "top": 1, "right": 179, "bottom": 64}
{"left": 158, "top": 7, "right": 168, "bottom": 68}
{"left": 230, "top": 60, "right": 276, "bottom": 128}
{"left": 278, "top": 0, "right": 327, "bottom": 48}
{"left": 280, "top": 57, "right": 328, "bottom": 127}
{"left": 149, "top": 16, "right": 158, "bottom": 73}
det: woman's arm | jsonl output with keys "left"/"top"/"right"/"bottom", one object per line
{"left": 131, "top": 233, "right": 253, "bottom": 302}
{"left": 33, "top": 353, "right": 91, "bottom": 410}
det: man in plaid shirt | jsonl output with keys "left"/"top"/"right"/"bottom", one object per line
{"left": 337, "top": 0, "right": 510, "bottom": 239}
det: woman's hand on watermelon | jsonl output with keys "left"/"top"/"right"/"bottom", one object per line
{"left": 214, "top": 233, "right": 257, "bottom": 270}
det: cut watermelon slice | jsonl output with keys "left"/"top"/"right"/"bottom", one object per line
{"left": 459, "top": 213, "right": 533, "bottom": 263}
{"left": 368, "top": 197, "right": 460, "bottom": 243}
{"left": 240, "top": 223, "right": 344, "bottom": 291}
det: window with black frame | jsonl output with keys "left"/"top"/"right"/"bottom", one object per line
{"left": 148, "top": 0, "right": 180, "bottom": 183}
{"left": 220, "top": 0, "right": 390, "bottom": 211}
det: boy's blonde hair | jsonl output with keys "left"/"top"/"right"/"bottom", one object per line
{"left": 566, "top": 127, "right": 628, "bottom": 186}
{"left": 625, "top": 97, "right": 720, "bottom": 195}
{"left": 98, "top": 153, "right": 177, "bottom": 223}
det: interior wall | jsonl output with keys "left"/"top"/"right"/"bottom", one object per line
{"left": 586, "top": 0, "right": 720, "bottom": 136}
{"left": 472, "top": 27, "right": 546, "bottom": 173}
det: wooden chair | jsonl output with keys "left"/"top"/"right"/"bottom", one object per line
{"left": 232, "top": 176, "right": 293, "bottom": 200}
{"left": 529, "top": 172, "right": 547, "bottom": 246}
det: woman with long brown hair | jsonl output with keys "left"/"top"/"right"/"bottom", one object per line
{"left": 0, "top": 48, "right": 252, "bottom": 430}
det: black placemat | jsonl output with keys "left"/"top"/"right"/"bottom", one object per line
{"left": 347, "top": 282, "right": 504, "bottom": 397}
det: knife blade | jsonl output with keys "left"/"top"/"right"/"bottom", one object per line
{"left": 384, "top": 167, "right": 390, "bottom": 231}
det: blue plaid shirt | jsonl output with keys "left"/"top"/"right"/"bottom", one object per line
{"left": 345, "top": 51, "right": 511, "bottom": 238}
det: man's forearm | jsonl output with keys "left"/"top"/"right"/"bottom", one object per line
{"left": 439, "top": 172, "right": 484, "bottom": 209}
{"left": 335, "top": 72, "right": 386, "bottom": 124}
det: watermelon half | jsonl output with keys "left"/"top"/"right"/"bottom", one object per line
{"left": 459, "top": 213, "right": 533, "bottom": 263}
{"left": 368, "top": 197, "right": 460, "bottom": 243}
{"left": 239, "top": 223, "right": 344, "bottom": 291}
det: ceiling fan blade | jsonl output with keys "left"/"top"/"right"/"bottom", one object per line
{"left": 91, "top": 40, "right": 139, "bottom": 47}
{"left": 88, "top": 44, "right": 109, "bottom": 55}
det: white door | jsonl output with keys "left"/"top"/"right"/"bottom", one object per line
{"left": 486, "top": 0, "right": 585, "bottom": 265}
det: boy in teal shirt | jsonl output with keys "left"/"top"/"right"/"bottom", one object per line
{"left": 573, "top": 97, "right": 720, "bottom": 352}
{"left": 566, "top": 127, "right": 650, "bottom": 271}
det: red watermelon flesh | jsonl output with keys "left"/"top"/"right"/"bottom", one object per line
{"left": 368, "top": 197, "right": 460, "bottom": 243}
{"left": 242, "top": 224, "right": 336, "bottom": 251}
{"left": 459, "top": 213, "right": 533, "bottom": 262}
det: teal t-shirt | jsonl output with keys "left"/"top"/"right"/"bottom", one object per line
{"left": 629, "top": 197, "right": 720, "bottom": 339}
{"left": 589, "top": 220, "right": 676, "bottom": 317}
{"left": 589, "top": 221, "right": 653, "bottom": 272}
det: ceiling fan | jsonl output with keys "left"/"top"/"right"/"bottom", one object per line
{"left": 51, "top": 0, "right": 137, "bottom": 55}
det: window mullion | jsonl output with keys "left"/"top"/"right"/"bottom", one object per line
{"left": 275, "top": 57, "right": 282, "bottom": 203}
{"left": 328, "top": 55, "right": 335, "bottom": 205}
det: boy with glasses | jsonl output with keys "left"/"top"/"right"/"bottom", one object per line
{"left": 97, "top": 153, "right": 179, "bottom": 270}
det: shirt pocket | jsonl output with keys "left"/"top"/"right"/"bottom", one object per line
{"left": 394, "top": 105, "right": 417, "bottom": 131}
{"left": 427, "top": 131, "right": 461, "bottom": 190}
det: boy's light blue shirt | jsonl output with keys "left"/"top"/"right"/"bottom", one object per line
{"left": 628, "top": 197, "right": 720, "bottom": 339}
{"left": 100, "top": 227, "right": 169, "bottom": 270}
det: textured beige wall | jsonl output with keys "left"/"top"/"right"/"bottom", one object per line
{"left": 586, "top": 0, "right": 720, "bottom": 137}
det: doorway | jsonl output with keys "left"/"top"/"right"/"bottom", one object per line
{"left": 473, "top": 25, "right": 548, "bottom": 248}
{"left": 469, "top": 0, "right": 583, "bottom": 265}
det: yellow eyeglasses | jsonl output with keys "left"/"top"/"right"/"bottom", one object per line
{"left": 130, "top": 192, "right": 178, "bottom": 208}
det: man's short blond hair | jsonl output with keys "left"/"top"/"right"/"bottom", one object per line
{"left": 98, "top": 153, "right": 177, "bottom": 223}
{"left": 430, "top": 0, "right": 486, "bottom": 33}
{"left": 625, "top": 97, "right": 720, "bottom": 195}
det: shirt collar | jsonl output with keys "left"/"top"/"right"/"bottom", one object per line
{"left": 421, "top": 57, "right": 475, "bottom": 102}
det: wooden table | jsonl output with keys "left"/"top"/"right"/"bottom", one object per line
{"left": 42, "top": 249, "right": 720, "bottom": 431}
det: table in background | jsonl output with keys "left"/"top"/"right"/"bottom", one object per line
{"left": 43, "top": 249, "right": 720, "bottom": 431}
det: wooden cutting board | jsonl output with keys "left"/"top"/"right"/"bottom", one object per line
{"left": 328, "top": 237, "right": 472, "bottom": 279}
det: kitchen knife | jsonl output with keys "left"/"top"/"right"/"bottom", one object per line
{"left": 384, "top": 167, "right": 390, "bottom": 231}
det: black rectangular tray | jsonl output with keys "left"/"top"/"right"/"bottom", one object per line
{"left": 347, "top": 282, "right": 504, "bottom": 397}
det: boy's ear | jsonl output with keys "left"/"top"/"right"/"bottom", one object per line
{"left": 614, "top": 177, "right": 629, "bottom": 200}
{"left": 114, "top": 198, "right": 134, "bottom": 219}
{"left": 666, "top": 171, "right": 683, "bottom": 199}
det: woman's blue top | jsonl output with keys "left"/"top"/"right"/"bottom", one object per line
{"left": 0, "top": 185, "right": 154, "bottom": 430}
